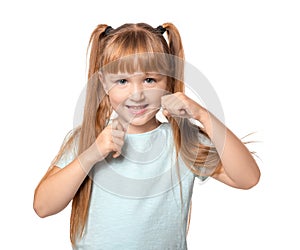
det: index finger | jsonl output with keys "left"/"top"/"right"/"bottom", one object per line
{"left": 111, "top": 119, "right": 126, "bottom": 132}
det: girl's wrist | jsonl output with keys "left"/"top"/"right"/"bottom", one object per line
{"left": 78, "top": 142, "right": 104, "bottom": 172}
{"left": 194, "top": 108, "right": 214, "bottom": 138}
{"left": 194, "top": 107, "right": 210, "bottom": 125}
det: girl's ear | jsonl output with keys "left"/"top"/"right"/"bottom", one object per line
{"left": 98, "top": 72, "right": 109, "bottom": 94}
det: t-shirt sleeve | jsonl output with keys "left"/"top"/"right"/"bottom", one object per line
{"left": 195, "top": 132, "right": 217, "bottom": 182}
{"left": 55, "top": 131, "right": 79, "bottom": 169}
{"left": 55, "top": 148, "right": 76, "bottom": 168}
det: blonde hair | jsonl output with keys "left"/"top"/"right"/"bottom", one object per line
{"left": 50, "top": 23, "right": 219, "bottom": 245}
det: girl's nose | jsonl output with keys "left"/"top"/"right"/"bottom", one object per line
{"left": 129, "top": 83, "right": 145, "bottom": 102}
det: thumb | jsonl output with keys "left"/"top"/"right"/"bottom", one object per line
{"left": 112, "top": 118, "right": 126, "bottom": 132}
{"left": 162, "top": 109, "right": 171, "bottom": 119}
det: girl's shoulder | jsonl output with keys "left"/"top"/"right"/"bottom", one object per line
{"left": 54, "top": 128, "right": 80, "bottom": 168}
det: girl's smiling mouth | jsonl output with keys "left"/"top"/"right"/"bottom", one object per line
{"left": 125, "top": 104, "right": 149, "bottom": 115}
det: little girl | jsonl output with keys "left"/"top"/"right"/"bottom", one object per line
{"left": 34, "top": 23, "right": 260, "bottom": 250}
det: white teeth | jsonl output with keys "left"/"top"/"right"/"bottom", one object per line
{"left": 127, "top": 105, "right": 147, "bottom": 110}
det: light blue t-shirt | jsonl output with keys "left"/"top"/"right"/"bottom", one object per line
{"left": 56, "top": 123, "right": 213, "bottom": 250}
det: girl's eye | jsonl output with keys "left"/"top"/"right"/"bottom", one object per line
{"left": 144, "top": 78, "right": 156, "bottom": 84}
{"left": 117, "top": 79, "right": 127, "bottom": 85}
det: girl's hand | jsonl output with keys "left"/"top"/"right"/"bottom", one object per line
{"left": 161, "top": 92, "right": 208, "bottom": 122}
{"left": 95, "top": 119, "right": 126, "bottom": 159}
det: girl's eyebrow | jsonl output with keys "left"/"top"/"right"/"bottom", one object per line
{"left": 106, "top": 74, "right": 131, "bottom": 80}
{"left": 145, "top": 72, "right": 161, "bottom": 76}
{"left": 107, "top": 72, "right": 162, "bottom": 80}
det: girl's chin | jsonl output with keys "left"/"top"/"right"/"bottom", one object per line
{"left": 118, "top": 113, "right": 157, "bottom": 128}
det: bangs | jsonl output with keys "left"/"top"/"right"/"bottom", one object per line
{"left": 100, "top": 29, "right": 173, "bottom": 76}
{"left": 100, "top": 52, "right": 174, "bottom": 77}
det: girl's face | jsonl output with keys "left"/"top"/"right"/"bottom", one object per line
{"left": 102, "top": 72, "right": 168, "bottom": 134}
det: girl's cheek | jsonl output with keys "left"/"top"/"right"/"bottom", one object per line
{"left": 148, "top": 91, "right": 166, "bottom": 104}
{"left": 109, "top": 89, "right": 128, "bottom": 104}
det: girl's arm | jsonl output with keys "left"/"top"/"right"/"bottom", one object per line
{"left": 200, "top": 111, "right": 260, "bottom": 189}
{"left": 161, "top": 92, "right": 260, "bottom": 189}
{"left": 33, "top": 160, "right": 92, "bottom": 218}
{"left": 33, "top": 121, "right": 125, "bottom": 217}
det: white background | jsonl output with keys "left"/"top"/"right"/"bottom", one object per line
{"left": 0, "top": 0, "right": 299, "bottom": 249}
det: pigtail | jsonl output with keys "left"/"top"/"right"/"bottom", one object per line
{"left": 70, "top": 24, "right": 111, "bottom": 246}
{"left": 162, "top": 22, "right": 184, "bottom": 92}
{"left": 160, "top": 23, "right": 185, "bottom": 157}
{"left": 162, "top": 23, "right": 219, "bottom": 172}
{"left": 162, "top": 23, "right": 184, "bottom": 60}
{"left": 79, "top": 24, "right": 111, "bottom": 150}
{"left": 87, "top": 24, "right": 108, "bottom": 79}
{"left": 162, "top": 23, "right": 220, "bottom": 221}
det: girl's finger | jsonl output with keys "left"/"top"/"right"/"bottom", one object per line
{"left": 179, "top": 109, "right": 186, "bottom": 116}
{"left": 111, "top": 119, "right": 118, "bottom": 130}
{"left": 111, "top": 138, "right": 124, "bottom": 158}
{"left": 112, "top": 119, "right": 125, "bottom": 132}
{"left": 112, "top": 151, "right": 121, "bottom": 158}
{"left": 111, "top": 129, "right": 125, "bottom": 139}
{"left": 162, "top": 109, "right": 170, "bottom": 118}
{"left": 112, "top": 137, "right": 124, "bottom": 149}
